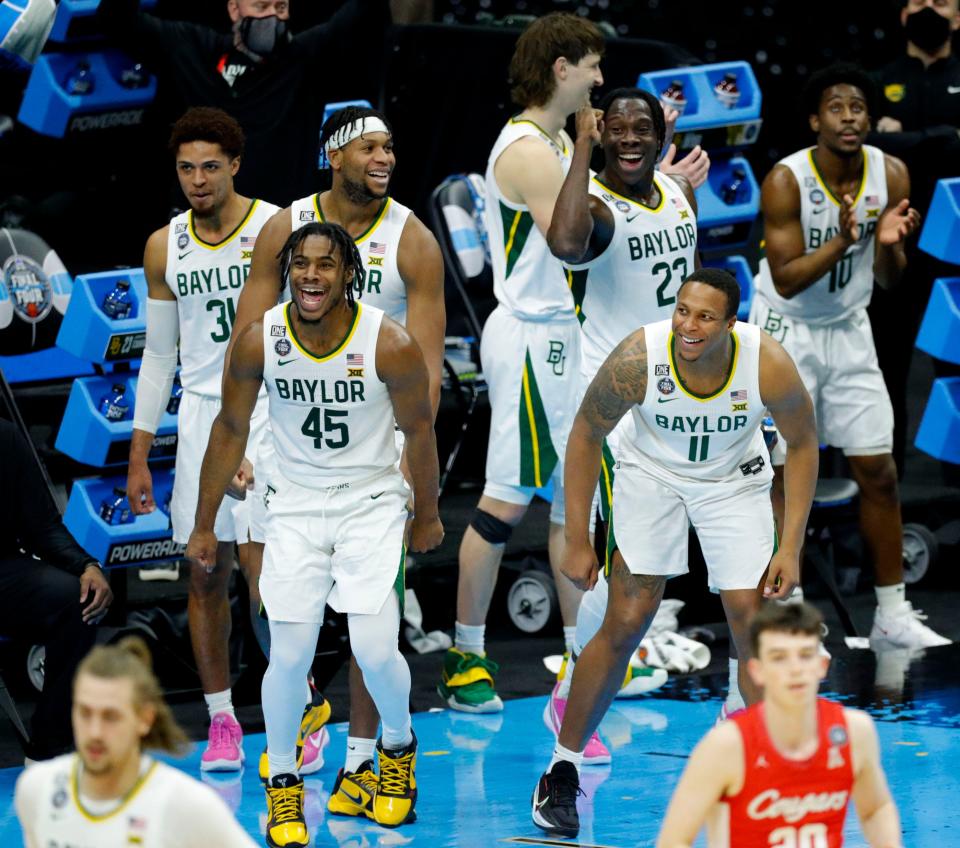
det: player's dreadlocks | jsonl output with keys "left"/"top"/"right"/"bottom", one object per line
{"left": 319, "top": 105, "right": 393, "bottom": 162}
{"left": 277, "top": 222, "right": 366, "bottom": 306}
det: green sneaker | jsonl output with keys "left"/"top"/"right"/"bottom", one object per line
{"left": 437, "top": 648, "right": 504, "bottom": 713}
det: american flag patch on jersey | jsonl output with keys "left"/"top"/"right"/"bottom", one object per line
{"left": 369, "top": 241, "right": 386, "bottom": 256}
{"left": 730, "top": 389, "right": 747, "bottom": 402}
{"left": 347, "top": 353, "right": 364, "bottom": 367}
{"left": 671, "top": 197, "right": 685, "bottom": 208}
{"left": 865, "top": 195, "right": 879, "bottom": 206}
{"left": 240, "top": 236, "right": 257, "bottom": 248}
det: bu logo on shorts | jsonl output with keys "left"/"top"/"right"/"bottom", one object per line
{"left": 546, "top": 341, "right": 566, "bottom": 376}
{"left": 761, "top": 309, "right": 789, "bottom": 344}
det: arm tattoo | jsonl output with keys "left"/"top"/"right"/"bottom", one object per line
{"left": 581, "top": 332, "right": 648, "bottom": 440}
{"left": 610, "top": 556, "right": 666, "bottom": 599}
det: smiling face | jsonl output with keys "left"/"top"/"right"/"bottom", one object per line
{"left": 810, "top": 84, "right": 869, "bottom": 158}
{"left": 288, "top": 233, "right": 353, "bottom": 322}
{"left": 73, "top": 674, "right": 153, "bottom": 778}
{"left": 671, "top": 281, "right": 737, "bottom": 363}
{"left": 601, "top": 97, "right": 660, "bottom": 186}
{"left": 329, "top": 131, "right": 395, "bottom": 204}
{"left": 748, "top": 630, "right": 829, "bottom": 709}
{"left": 554, "top": 51, "right": 604, "bottom": 112}
{"left": 175, "top": 141, "right": 239, "bottom": 216}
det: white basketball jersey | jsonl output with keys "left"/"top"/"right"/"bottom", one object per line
{"left": 18, "top": 754, "right": 240, "bottom": 847}
{"left": 620, "top": 320, "right": 771, "bottom": 482}
{"left": 485, "top": 118, "right": 575, "bottom": 320}
{"left": 261, "top": 301, "right": 398, "bottom": 486}
{"left": 568, "top": 173, "right": 697, "bottom": 380}
{"left": 166, "top": 199, "right": 280, "bottom": 396}
{"left": 755, "top": 145, "right": 887, "bottom": 324}
{"left": 290, "top": 194, "right": 411, "bottom": 325}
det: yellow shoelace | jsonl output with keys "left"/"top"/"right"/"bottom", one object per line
{"left": 378, "top": 751, "right": 414, "bottom": 795}
{"left": 269, "top": 784, "right": 303, "bottom": 823}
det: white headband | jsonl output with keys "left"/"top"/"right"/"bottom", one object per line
{"left": 324, "top": 117, "right": 390, "bottom": 153}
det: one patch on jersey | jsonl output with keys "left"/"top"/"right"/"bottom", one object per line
{"left": 614, "top": 200, "right": 631, "bottom": 214}
{"left": 271, "top": 324, "right": 286, "bottom": 337}
{"left": 657, "top": 376, "right": 675, "bottom": 395}
{"left": 827, "top": 746, "right": 846, "bottom": 769}
{"left": 828, "top": 724, "right": 848, "bottom": 746}
{"left": 601, "top": 192, "right": 615, "bottom": 204}
{"left": 175, "top": 222, "right": 188, "bottom": 234}
{"left": 299, "top": 210, "right": 316, "bottom": 222}
{"left": 655, "top": 364, "right": 670, "bottom": 377}
{"left": 804, "top": 176, "right": 817, "bottom": 188}
{"left": 274, "top": 338, "right": 292, "bottom": 356}
{"left": 177, "top": 233, "right": 189, "bottom": 249}
{"left": 809, "top": 189, "right": 826, "bottom": 205}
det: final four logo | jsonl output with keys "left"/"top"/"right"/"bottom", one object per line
{"left": 275, "top": 338, "right": 292, "bottom": 356}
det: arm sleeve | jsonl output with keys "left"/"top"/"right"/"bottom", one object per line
{"left": 5, "top": 426, "right": 97, "bottom": 576}
{"left": 132, "top": 298, "right": 180, "bottom": 434}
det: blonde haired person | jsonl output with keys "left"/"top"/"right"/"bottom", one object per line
{"left": 15, "top": 638, "right": 256, "bottom": 847}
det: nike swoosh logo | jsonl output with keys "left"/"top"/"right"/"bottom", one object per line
{"left": 370, "top": 491, "right": 385, "bottom": 500}
{"left": 342, "top": 787, "right": 364, "bottom": 804}
{"left": 948, "top": 85, "right": 960, "bottom": 94}
{"left": 536, "top": 794, "right": 551, "bottom": 809}
{"left": 626, "top": 212, "right": 644, "bottom": 223}
{"left": 277, "top": 358, "right": 297, "bottom": 366}
{"left": 178, "top": 252, "right": 193, "bottom": 260}
{"left": 657, "top": 396, "right": 679, "bottom": 403}
{"left": 811, "top": 207, "right": 827, "bottom": 214}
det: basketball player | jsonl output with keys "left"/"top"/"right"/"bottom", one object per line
{"left": 543, "top": 87, "right": 702, "bottom": 755}
{"left": 752, "top": 62, "right": 949, "bottom": 649}
{"left": 187, "top": 222, "right": 442, "bottom": 844}
{"left": 657, "top": 602, "right": 902, "bottom": 848}
{"left": 124, "top": 107, "right": 334, "bottom": 777}
{"left": 436, "top": 11, "right": 604, "bottom": 717}
{"left": 225, "top": 104, "right": 445, "bottom": 806}
{"left": 15, "top": 637, "right": 257, "bottom": 847}
{"left": 531, "top": 269, "right": 820, "bottom": 838}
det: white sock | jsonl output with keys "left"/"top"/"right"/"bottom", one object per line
{"left": 726, "top": 659, "right": 745, "bottom": 712}
{"left": 204, "top": 689, "right": 236, "bottom": 721}
{"left": 455, "top": 621, "right": 485, "bottom": 655}
{"left": 557, "top": 653, "right": 576, "bottom": 699}
{"left": 548, "top": 741, "right": 583, "bottom": 774}
{"left": 268, "top": 750, "right": 298, "bottom": 779}
{"left": 345, "top": 736, "right": 377, "bottom": 772}
{"left": 876, "top": 583, "right": 906, "bottom": 615}
{"left": 563, "top": 626, "right": 577, "bottom": 656}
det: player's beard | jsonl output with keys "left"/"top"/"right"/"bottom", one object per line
{"left": 342, "top": 172, "right": 384, "bottom": 205}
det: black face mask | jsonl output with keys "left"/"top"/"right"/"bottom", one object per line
{"left": 904, "top": 6, "right": 953, "bottom": 53}
{"left": 237, "top": 15, "right": 290, "bottom": 59}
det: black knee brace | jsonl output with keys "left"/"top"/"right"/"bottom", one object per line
{"left": 470, "top": 508, "right": 514, "bottom": 545}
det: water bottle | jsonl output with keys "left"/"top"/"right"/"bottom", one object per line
{"left": 102, "top": 280, "right": 133, "bottom": 319}
{"left": 721, "top": 167, "right": 747, "bottom": 205}
{"left": 761, "top": 416, "right": 779, "bottom": 453}
{"left": 99, "top": 384, "right": 129, "bottom": 421}
{"left": 64, "top": 61, "right": 95, "bottom": 95}
{"left": 166, "top": 374, "right": 183, "bottom": 415}
{"left": 119, "top": 62, "right": 148, "bottom": 89}
{"left": 714, "top": 72, "right": 741, "bottom": 108}
{"left": 100, "top": 487, "right": 133, "bottom": 525}
{"left": 660, "top": 79, "right": 688, "bottom": 116}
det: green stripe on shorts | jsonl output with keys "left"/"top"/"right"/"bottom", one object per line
{"left": 394, "top": 545, "right": 407, "bottom": 617}
{"left": 518, "top": 349, "right": 559, "bottom": 488}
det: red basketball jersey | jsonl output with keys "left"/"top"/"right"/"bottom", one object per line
{"left": 723, "top": 698, "right": 855, "bottom": 847}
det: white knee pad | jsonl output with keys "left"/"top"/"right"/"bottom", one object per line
{"left": 574, "top": 576, "right": 609, "bottom": 654}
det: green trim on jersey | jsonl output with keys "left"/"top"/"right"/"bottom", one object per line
{"left": 189, "top": 198, "right": 259, "bottom": 250}
{"left": 566, "top": 268, "right": 589, "bottom": 326}
{"left": 393, "top": 545, "right": 407, "bottom": 616}
{"left": 508, "top": 116, "right": 569, "bottom": 155}
{"left": 605, "top": 506, "right": 618, "bottom": 579}
{"left": 598, "top": 438, "right": 616, "bottom": 523}
{"left": 518, "top": 349, "right": 559, "bottom": 488}
{"left": 808, "top": 148, "right": 868, "bottom": 208}
{"left": 312, "top": 194, "right": 392, "bottom": 243}
{"left": 500, "top": 202, "right": 535, "bottom": 279}
{"left": 284, "top": 301, "right": 360, "bottom": 362}
{"left": 668, "top": 330, "right": 740, "bottom": 401}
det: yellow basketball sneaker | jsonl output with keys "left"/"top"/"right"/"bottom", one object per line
{"left": 327, "top": 759, "right": 378, "bottom": 819}
{"left": 373, "top": 732, "right": 418, "bottom": 827}
{"left": 264, "top": 773, "right": 308, "bottom": 848}
{"left": 259, "top": 692, "right": 332, "bottom": 781}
